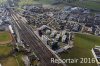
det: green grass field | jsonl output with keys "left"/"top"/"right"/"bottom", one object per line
{"left": 36, "top": 0, "right": 54, "bottom": 4}
{"left": 66, "top": 0, "right": 100, "bottom": 11}
{"left": 0, "top": 57, "right": 18, "bottom": 66}
{"left": 0, "top": 45, "right": 18, "bottom": 66}
{"left": 0, "top": 32, "right": 12, "bottom": 42}
{"left": 0, "top": 31, "right": 24, "bottom": 66}
{"left": 17, "top": 0, "right": 100, "bottom": 12}
{"left": 76, "top": 1, "right": 100, "bottom": 11}
{"left": 59, "top": 33, "right": 100, "bottom": 66}
{"left": 18, "top": 0, "right": 53, "bottom": 6}
{"left": 16, "top": 54, "right": 24, "bottom": 66}
{"left": 0, "top": 0, "right": 6, "bottom": 4}
{"left": 0, "top": 45, "right": 12, "bottom": 56}
{"left": 0, "top": 45, "right": 24, "bottom": 66}
{"left": 0, "top": 32, "right": 10, "bottom": 41}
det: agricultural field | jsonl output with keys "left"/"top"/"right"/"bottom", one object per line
{"left": 17, "top": 0, "right": 100, "bottom": 12}
{"left": 0, "top": 45, "right": 18, "bottom": 66}
{"left": 18, "top": 0, "right": 54, "bottom": 6}
{"left": 0, "top": 57, "right": 18, "bottom": 66}
{"left": 17, "top": 0, "right": 54, "bottom": 11}
{"left": 0, "top": 32, "right": 12, "bottom": 44}
{"left": 0, "top": 45, "right": 12, "bottom": 56}
{"left": 0, "top": 32, "right": 24, "bottom": 66}
{"left": 0, "top": 45, "right": 24, "bottom": 66}
{"left": 59, "top": 33, "right": 100, "bottom": 66}
{"left": 66, "top": 0, "right": 100, "bottom": 11}
{"left": 15, "top": 54, "right": 25, "bottom": 66}
{"left": 35, "top": 0, "right": 54, "bottom": 4}
{"left": 18, "top": 0, "right": 35, "bottom": 6}
{"left": 0, "top": 0, "right": 6, "bottom": 4}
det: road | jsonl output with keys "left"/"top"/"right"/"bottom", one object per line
{"left": 9, "top": 9, "right": 65, "bottom": 66}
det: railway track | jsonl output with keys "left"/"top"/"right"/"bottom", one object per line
{"left": 9, "top": 9, "right": 64, "bottom": 66}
